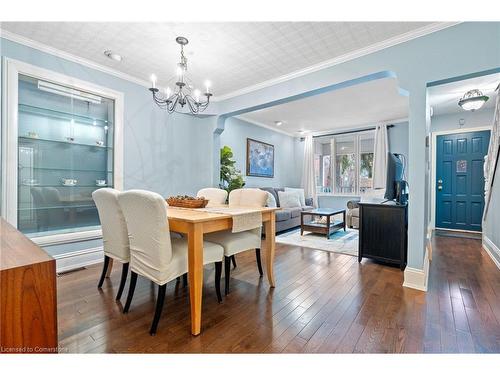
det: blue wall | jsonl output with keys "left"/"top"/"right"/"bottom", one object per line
{"left": 1, "top": 37, "right": 216, "bottom": 256}
{"left": 483, "top": 171, "right": 500, "bottom": 265}
{"left": 219, "top": 117, "right": 301, "bottom": 188}
{"left": 213, "top": 22, "right": 500, "bottom": 270}
{"left": 2, "top": 22, "right": 500, "bottom": 271}
{"left": 388, "top": 121, "right": 409, "bottom": 159}
{"left": 430, "top": 108, "right": 495, "bottom": 132}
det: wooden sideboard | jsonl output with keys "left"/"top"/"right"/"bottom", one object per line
{"left": 0, "top": 219, "right": 58, "bottom": 353}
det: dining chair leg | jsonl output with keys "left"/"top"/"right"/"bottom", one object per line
{"left": 123, "top": 271, "right": 138, "bottom": 313}
{"left": 182, "top": 273, "right": 188, "bottom": 287}
{"left": 214, "top": 261, "right": 222, "bottom": 303}
{"left": 255, "top": 248, "right": 263, "bottom": 277}
{"left": 97, "top": 255, "right": 110, "bottom": 288}
{"left": 224, "top": 256, "right": 231, "bottom": 295}
{"left": 231, "top": 255, "right": 237, "bottom": 268}
{"left": 150, "top": 284, "right": 167, "bottom": 336}
{"left": 115, "top": 262, "right": 129, "bottom": 301}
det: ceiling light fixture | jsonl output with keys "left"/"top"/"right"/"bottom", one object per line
{"left": 104, "top": 50, "right": 122, "bottom": 62}
{"left": 458, "top": 89, "right": 489, "bottom": 111}
{"left": 149, "top": 36, "right": 212, "bottom": 114}
{"left": 274, "top": 121, "right": 283, "bottom": 126}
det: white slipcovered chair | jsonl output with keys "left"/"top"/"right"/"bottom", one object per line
{"left": 205, "top": 188, "right": 268, "bottom": 295}
{"left": 92, "top": 188, "right": 130, "bottom": 301}
{"left": 197, "top": 187, "right": 228, "bottom": 206}
{"left": 117, "top": 189, "right": 224, "bottom": 335}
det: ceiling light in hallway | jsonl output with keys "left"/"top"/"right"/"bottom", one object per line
{"left": 458, "top": 89, "right": 489, "bottom": 111}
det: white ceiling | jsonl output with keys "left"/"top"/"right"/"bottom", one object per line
{"left": 239, "top": 76, "right": 409, "bottom": 136}
{"left": 428, "top": 73, "right": 499, "bottom": 116}
{"left": 0, "top": 22, "right": 435, "bottom": 98}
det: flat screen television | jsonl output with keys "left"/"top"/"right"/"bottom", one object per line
{"left": 384, "top": 152, "right": 405, "bottom": 200}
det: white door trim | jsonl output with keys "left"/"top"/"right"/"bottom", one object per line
{"left": 1, "top": 57, "right": 124, "bottom": 244}
{"left": 429, "top": 126, "right": 492, "bottom": 231}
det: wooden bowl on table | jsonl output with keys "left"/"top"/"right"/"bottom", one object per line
{"left": 166, "top": 196, "right": 209, "bottom": 209}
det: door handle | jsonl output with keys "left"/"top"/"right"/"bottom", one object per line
{"left": 438, "top": 186, "right": 442, "bottom": 191}
{"left": 438, "top": 179, "right": 443, "bottom": 184}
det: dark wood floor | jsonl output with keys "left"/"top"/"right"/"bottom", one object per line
{"left": 57, "top": 234, "right": 500, "bottom": 353}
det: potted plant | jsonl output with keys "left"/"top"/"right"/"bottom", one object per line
{"left": 219, "top": 146, "right": 245, "bottom": 193}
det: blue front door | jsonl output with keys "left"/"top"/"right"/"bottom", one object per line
{"left": 436, "top": 130, "right": 490, "bottom": 231}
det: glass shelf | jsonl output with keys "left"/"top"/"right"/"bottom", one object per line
{"left": 19, "top": 204, "right": 96, "bottom": 211}
{"left": 19, "top": 136, "right": 111, "bottom": 149}
{"left": 19, "top": 166, "right": 113, "bottom": 173}
{"left": 19, "top": 103, "right": 112, "bottom": 128}
{"left": 19, "top": 184, "right": 108, "bottom": 188}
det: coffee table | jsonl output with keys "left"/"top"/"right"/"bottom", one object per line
{"left": 300, "top": 208, "right": 346, "bottom": 239}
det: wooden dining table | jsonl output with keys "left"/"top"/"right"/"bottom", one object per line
{"left": 166, "top": 206, "right": 279, "bottom": 336}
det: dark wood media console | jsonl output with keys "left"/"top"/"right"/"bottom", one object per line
{"left": 358, "top": 201, "right": 408, "bottom": 270}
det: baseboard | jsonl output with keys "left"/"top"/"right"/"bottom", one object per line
{"left": 482, "top": 236, "right": 500, "bottom": 270}
{"left": 53, "top": 246, "right": 103, "bottom": 273}
{"left": 403, "top": 248, "right": 429, "bottom": 292}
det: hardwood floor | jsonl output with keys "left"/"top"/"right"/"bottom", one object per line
{"left": 56, "top": 235, "right": 500, "bottom": 353}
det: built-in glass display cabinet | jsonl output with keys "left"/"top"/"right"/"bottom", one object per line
{"left": 2, "top": 59, "right": 123, "bottom": 243}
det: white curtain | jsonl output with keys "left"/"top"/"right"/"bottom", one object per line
{"left": 330, "top": 137, "right": 336, "bottom": 193}
{"left": 373, "top": 124, "right": 389, "bottom": 189}
{"left": 301, "top": 134, "right": 317, "bottom": 206}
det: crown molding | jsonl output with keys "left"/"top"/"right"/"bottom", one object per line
{"left": 216, "top": 22, "right": 462, "bottom": 101}
{"left": 2, "top": 22, "right": 460, "bottom": 103}
{"left": 234, "top": 115, "right": 297, "bottom": 137}
{"left": 0, "top": 28, "right": 152, "bottom": 89}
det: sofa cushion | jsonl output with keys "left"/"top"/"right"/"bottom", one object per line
{"left": 285, "top": 187, "right": 306, "bottom": 207}
{"left": 278, "top": 191, "right": 302, "bottom": 208}
{"left": 289, "top": 207, "right": 302, "bottom": 218}
{"left": 275, "top": 209, "right": 291, "bottom": 222}
{"left": 350, "top": 207, "right": 359, "bottom": 217}
{"left": 302, "top": 205, "right": 314, "bottom": 211}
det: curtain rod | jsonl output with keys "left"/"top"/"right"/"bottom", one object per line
{"left": 312, "top": 124, "right": 394, "bottom": 139}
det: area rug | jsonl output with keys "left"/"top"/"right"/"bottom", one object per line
{"left": 276, "top": 227, "right": 358, "bottom": 257}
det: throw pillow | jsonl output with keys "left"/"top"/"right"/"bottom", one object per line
{"left": 265, "top": 191, "right": 277, "bottom": 207}
{"left": 278, "top": 191, "right": 302, "bottom": 208}
{"left": 285, "top": 187, "right": 306, "bottom": 207}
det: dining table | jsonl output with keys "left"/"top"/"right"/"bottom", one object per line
{"left": 166, "top": 205, "right": 279, "bottom": 336}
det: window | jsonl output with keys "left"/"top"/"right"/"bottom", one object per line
{"left": 314, "top": 142, "right": 333, "bottom": 193}
{"left": 313, "top": 131, "right": 375, "bottom": 195}
{"left": 359, "top": 134, "right": 374, "bottom": 193}
{"left": 335, "top": 137, "right": 356, "bottom": 194}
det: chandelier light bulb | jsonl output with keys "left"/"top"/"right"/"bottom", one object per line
{"left": 194, "top": 89, "right": 201, "bottom": 102}
{"left": 150, "top": 74, "right": 157, "bottom": 89}
{"left": 205, "top": 80, "right": 211, "bottom": 93}
{"left": 165, "top": 87, "right": 172, "bottom": 97}
{"left": 176, "top": 66, "right": 184, "bottom": 79}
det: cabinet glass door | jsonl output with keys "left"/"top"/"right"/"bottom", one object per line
{"left": 17, "top": 75, "right": 115, "bottom": 237}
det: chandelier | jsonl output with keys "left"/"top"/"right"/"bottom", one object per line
{"left": 458, "top": 89, "right": 489, "bottom": 111}
{"left": 149, "top": 36, "right": 212, "bottom": 114}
